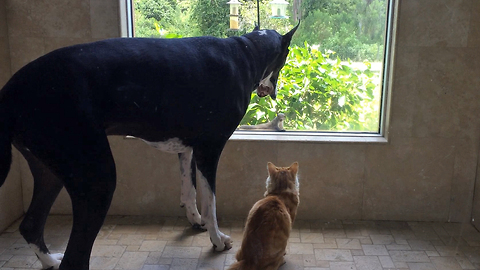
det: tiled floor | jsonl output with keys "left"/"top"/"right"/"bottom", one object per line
{"left": 0, "top": 215, "right": 479, "bottom": 270}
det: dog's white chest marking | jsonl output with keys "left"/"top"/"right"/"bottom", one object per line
{"left": 258, "top": 30, "right": 267, "bottom": 35}
{"left": 259, "top": 71, "right": 273, "bottom": 87}
{"left": 141, "top": 137, "right": 189, "bottom": 153}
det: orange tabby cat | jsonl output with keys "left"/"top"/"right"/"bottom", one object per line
{"left": 229, "top": 162, "right": 300, "bottom": 270}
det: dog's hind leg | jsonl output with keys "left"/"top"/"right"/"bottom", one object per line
{"left": 15, "top": 145, "right": 65, "bottom": 269}
{"left": 57, "top": 133, "right": 116, "bottom": 270}
{"left": 178, "top": 150, "right": 203, "bottom": 229}
{"left": 193, "top": 144, "right": 232, "bottom": 251}
{"left": 17, "top": 113, "right": 116, "bottom": 269}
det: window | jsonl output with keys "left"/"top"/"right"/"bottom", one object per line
{"left": 124, "top": 0, "right": 396, "bottom": 142}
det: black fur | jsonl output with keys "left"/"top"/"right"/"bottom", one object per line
{"left": 0, "top": 25, "right": 298, "bottom": 270}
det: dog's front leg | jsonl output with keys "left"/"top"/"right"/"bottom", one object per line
{"left": 178, "top": 150, "right": 203, "bottom": 229}
{"left": 194, "top": 146, "right": 232, "bottom": 251}
{"left": 197, "top": 172, "right": 232, "bottom": 251}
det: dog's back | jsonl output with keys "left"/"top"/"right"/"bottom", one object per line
{"left": 1, "top": 37, "right": 261, "bottom": 143}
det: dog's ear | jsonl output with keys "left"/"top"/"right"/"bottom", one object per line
{"left": 253, "top": 23, "right": 259, "bottom": 31}
{"left": 282, "top": 21, "right": 300, "bottom": 46}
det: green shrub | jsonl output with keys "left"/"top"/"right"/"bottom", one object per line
{"left": 240, "top": 43, "right": 380, "bottom": 132}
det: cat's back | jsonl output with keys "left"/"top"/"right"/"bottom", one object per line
{"left": 246, "top": 196, "right": 292, "bottom": 234}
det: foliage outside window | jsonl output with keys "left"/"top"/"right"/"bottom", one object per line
{"left": 132, "top": 0, "right": 389, "bottom": 132}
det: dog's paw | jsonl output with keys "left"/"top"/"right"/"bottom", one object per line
{"left": 212, "top": 233, "right": 232, "bottom": 252}
{"left": 29, "top": 244, "right": 63, "bottom": 269}
{"left": 192, "top": 223, "right": 207, "bottom": 231}
{"left": 39, "top": 253, "right": 63, "bottom": 269}
{"left": 186, "top": 212, "right": 202, "bottom": 228}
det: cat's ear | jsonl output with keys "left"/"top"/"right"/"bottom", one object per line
{"left": 289, "top": 162, "right": 299, "bottom": 174}
{"left": 267, "top": 162, "right": 277, "bottom": 175}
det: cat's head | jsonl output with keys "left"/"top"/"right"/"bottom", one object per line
{"left": 265, "top": 162, "right": 299, "bottom": 196}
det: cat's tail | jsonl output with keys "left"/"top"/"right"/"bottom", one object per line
{"left": 227, "top": 260, "right": 255, "bottom": 270}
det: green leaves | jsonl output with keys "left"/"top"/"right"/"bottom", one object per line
{"left": 240, "top": 42, "right": 381, "bottom": 132}
{"left": 132, "top": 0, "right": 384, "bottom": 132}
{"left": 293, "top": 0, "right": 387, "bottom": 62}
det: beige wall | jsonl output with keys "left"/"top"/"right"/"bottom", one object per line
{"left": 1, "top": 0, "right": 480, "bottom": 232}
{"left": 0, "top": 0, "right": 23, "bottom": 232}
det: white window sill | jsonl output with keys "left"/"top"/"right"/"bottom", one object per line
{"left": 230, "top": 131, "right": 388, "bottom": 143}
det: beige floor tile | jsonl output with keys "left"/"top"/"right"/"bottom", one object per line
{"left": 394, "top": 261, "right": 409, "bottom": 268}
{"left": 386, "top": 244, "right": 411, "bottom": 250}
{"left": 2, "top": 244, "right": 33, "bottom": 256}
{"left": 90, "top": 256, "right": 121, "bottom": 270}
{"left": 378, "top": 255, "right": 395, "bottom": 268}
{"left": 408, "top": 239, "right": 435, "bottom": 251}
{"left": 370, "top": 234, "right": 395, "bottom": 245}
{"left": 1, "top": 216, "right": 479, "bottom": 270}
{"left": 161, "top": 246, "right": 202, "bottom": 259}
{"left": 118, "top": 235, "right": 145, "bottom": 246}
{"left": 126, "top": 245, "right": 141, "bottom": 252}
{"left": 197, "top": 252, "right": 226, "bottom": 270}
{"left": 141, "top": 265, "right": 169, "bottom": 270}
{"left": 2, "top": 255, "right": 37, "bottom": 268}
{"left": 350, "top": 249, "right": 364, "bottom": 256}
{"left": 91, "top": 245, "right": 126, "bottom": 258}
{"left": 329, "top": 261, "right": 357, "bottom": 270}
{"left": 313, "top": 237, "right": 337, "bottom": 249}
{"left": 455, "top": 256, "right": 476, "bottom": 269}
{"left": 314, "top": 249, "right": 353, "bottom": 262}
{"left": 322, "top": 229, "right": 346, "bottom": 238}
{"left": 389, "top": 250, "right": 430, "bottom": 262}
{"left": 302, "top": 254, "right": 317, "bottom": 266}
{"left": 435, "top": 245, "right": 464, "bottom": 256}
{"left": 115, "top": 251, "right": 149, "bottom": 269}
{"left": 430, "top": 256, "right": 463, "bottom": 270}
{"left": 425, "top": 250, "right": 440, "bottom": 257}
{"left": 288, "top": 243, "right": 314, "bottom": 255}
{"left": 353, "top": 255, "right": 382, "bottom": 270}
{"left": 407, "top": 262, "right": 437, "bottom": 270}
{"left": 170, "top": 258, "right": 198, "bottom": 270}
{"left": 301, "top": 232, "right": 325, "bottom": 244}
{"left": 139, "top": 240, "right": 167, "bottom": 252}
{"left": 336, "top": 238, "right": 362, "bottom": 249}
{"left": 362, "top": 244, "right": 388, "bottom": 256}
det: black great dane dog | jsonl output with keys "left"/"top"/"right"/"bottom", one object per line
{"left": 0, "top": 24, "right": 298, "bottom": 270}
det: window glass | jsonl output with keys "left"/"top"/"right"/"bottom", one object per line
{"left": 131, "top": 0, "right": 391, "bottom": 133}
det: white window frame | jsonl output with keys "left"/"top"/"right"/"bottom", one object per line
{"left": 119, "top": 0, "right": 397, "bottom": 143}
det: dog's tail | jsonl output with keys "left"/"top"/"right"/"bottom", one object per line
{"left": 0, "top": 88, "right": 14, "bottom": 188}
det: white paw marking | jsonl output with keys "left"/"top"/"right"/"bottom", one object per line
{"left": 197, "top": 173, "right": 232, "bottom": 251}
{"left": 29, "top": 244, "right": 63, "bottom": 269}
{"left": 217, "top": 232, "right": 232, "bottom": 251}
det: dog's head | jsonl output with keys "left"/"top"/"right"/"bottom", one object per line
{"left": 265, "top": 162, "right": 299, "bottom": 196}
{"left": 254, "top": 22, "right": 299, "bottom": 100}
